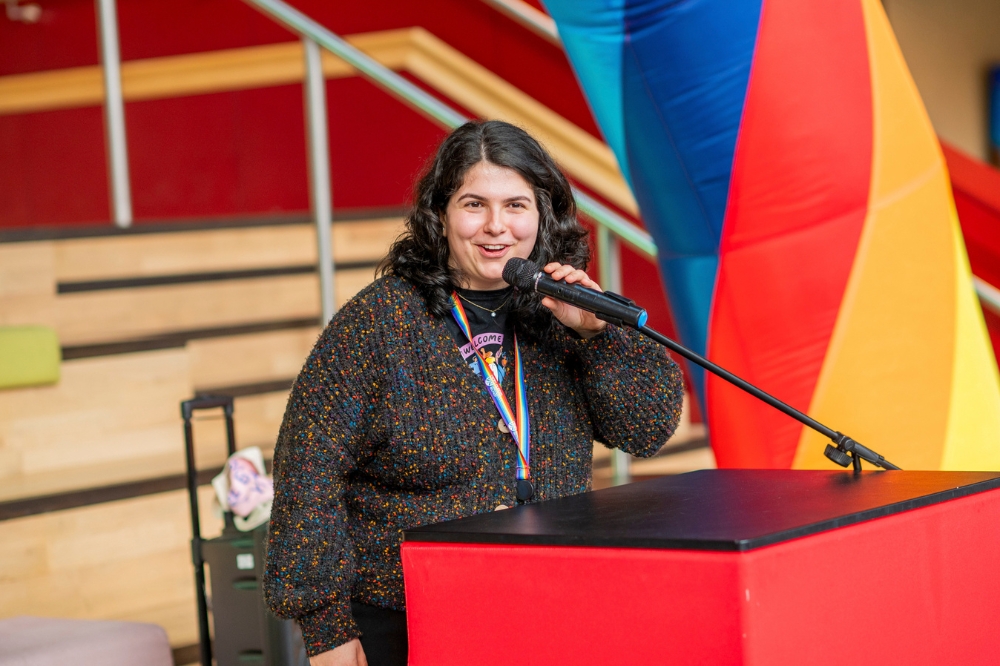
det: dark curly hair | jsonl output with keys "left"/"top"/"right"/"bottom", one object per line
{"left": 379, "top": 120, "right": 590, "bottom": 337}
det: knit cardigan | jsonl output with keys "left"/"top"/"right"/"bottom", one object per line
{"left": 263, "top": 276, "right": 684, "bottom": 656}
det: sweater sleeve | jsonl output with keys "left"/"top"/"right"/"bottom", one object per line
{"left": 565, "top": 323, "right": 684, "bottom": 457}
{"left": 262, "top": 293, "right": 382, "bottom": 656}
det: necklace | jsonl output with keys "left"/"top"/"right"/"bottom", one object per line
{"left": 457, "top": 291, "right": 512, "bottom": 318}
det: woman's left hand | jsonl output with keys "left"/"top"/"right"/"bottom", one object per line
{"left": 539, "top": 262, "right": 608, "bottom": 339}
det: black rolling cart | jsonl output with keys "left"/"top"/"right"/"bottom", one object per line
{"left": 181, "top": 395, "right": 308, "bottom": 666}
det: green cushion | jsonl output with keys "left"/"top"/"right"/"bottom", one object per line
{"left": 0, "top": 326, "right": 61, "bottom": 390}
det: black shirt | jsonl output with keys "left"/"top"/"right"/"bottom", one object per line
{"left": 443, "top": 286, "right": 516, "bottom": 391}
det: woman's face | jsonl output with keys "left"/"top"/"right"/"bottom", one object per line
{"left": 442, "top": 161, "right": 540, "bottom": 290}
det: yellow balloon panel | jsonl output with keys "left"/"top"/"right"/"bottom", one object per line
{"left": 795, "top": 0, "right": 965, "bottom": 469}
{"left": 941, "top": 206, "right": 1000, "bottom": 470}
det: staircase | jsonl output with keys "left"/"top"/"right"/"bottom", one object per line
{"left": 0, "top": 212, "right": 401, "bottom": 647}
{"left": 16, "top": 0, "right": 1000, "bottom": 655}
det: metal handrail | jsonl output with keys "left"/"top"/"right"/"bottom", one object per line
{"left": 247, "top": 0, "right": 465, "bottom": 128}
{"left": 975, "top": 277, "right": 1000, "bottom": 315}
{"left": 575, "top": 189, "right": 656, "bottom": 258}
{"left": 242, "top": 0, "right": 655, "bottom": 261}
{"left": 479, "top": 0, "right": 560, "bottom": 46}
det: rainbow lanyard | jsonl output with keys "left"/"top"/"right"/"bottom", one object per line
{"left": 450, "top": 293, "right": 530, "bottom": 483}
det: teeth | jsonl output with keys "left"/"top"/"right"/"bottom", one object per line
{"left": 482, "top": 245, "right": 506, "bottom": 250}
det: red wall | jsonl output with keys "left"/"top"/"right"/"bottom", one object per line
{"left": 0, "top": 0, "right": 600, "bottom": 228}
{"left": 942, "top": 144, "right": 1000, "bottom": 362}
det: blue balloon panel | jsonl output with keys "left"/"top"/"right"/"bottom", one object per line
{"left": 544, "top": 0, "right": 764, "bottom": 400}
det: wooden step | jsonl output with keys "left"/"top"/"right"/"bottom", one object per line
{"left": 56, "top": 266, "right": 376, "bottom": 346}
{"left": 0, "top": 349, "right": 190, "bottom": 487}
{"left": 0, "top": 344, "right": 292, "bottom": 503}
{"left": 1, "top": 217, "right": 397, "bottom": 347}
{"left": 55, "top": 274, "right": 322, "bottom": 346}
{"left": 53, "top": 217, "right": 403, "bottom": 282}
{"left": 187, "top": 327, "right": 320, "bottom": 391}
{"left": 0, "top": 216, "right": 401, "bottom": 644}
{"left": 0, "top": 486, "right": 220, "bottom": 647}
{"left": 0, "top": 241, "right": 57, "bottom": 329}
{"left": 188, "top": 390, "right": 290, "bottom": 467}
{"left": 0, "top": 218, "right": 387, "bottom": 493}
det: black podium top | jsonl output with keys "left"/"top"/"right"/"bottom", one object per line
{"left": 404, "top": 470, "right": 1000, "bottom": 551}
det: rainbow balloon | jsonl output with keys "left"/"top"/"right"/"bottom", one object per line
{"left": 544, "top": 0, "right": 1000, "bottom": 469}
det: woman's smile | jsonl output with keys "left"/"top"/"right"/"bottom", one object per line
{"left": 477, "top": 243, "right": 510, "bottom": 257}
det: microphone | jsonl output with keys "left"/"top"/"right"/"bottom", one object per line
{"left": 502, "top": 258, "right": 648, "bottom": 328}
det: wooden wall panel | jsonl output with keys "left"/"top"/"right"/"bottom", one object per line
{"left": 54, "top": 253, "right": 379, "bottom": 346}
{"left": 0, "top": 65, "right": 104, "bottom": 116}
{"left": 187, "top": 328, "right": 320, "bottom": 391}
{"left": 0, "top": 225, "right": 386, "bottom": 500}
{"left": 0, "top": 486, "right": 221, "bottom": 647}
{"left": 232, "top": 391, "right": 291, "bottom": 454}
{"left": 1, "top": 371, "right": 297, "bottom": 502}
{"left": 0, "top": 453, "right": 184, "bottom": 504}
{"left": 332, "top": 218, "right": 404, "bottom": 263}
{"left": 56, "top": 275, "right": 321, "bottom": 346}
{"left": 0, "top": 350, "right": 190, "bottom": 500}
{"left": 53, "top": 218, "right": 402, "bottom": 282}
{"left": 54, "top": 226, "right": 318, "bottom": 282}
{"left": 189, "top": 391, "right": 290, "bottom": 469}
{"left": 1, "top": 390, "right": 292, "bottom": 502}
{"left": 336, "top": 267, "right": 378, "bottom": 307}
{"left": 629, "top": 447, "right": 716, "bottom": 476}
{"left": 0, "top": 241, "right": 57, "bottom": 328}
{"left": 0, "top": 218, "right": 393, "bottom": 640}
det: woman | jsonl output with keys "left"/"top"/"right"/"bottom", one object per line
{"left": 263, "top": 120, "right": 684, "bottom": 666}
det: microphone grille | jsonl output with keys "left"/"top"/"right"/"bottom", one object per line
{"left": 502, "top": 258, "right": 540, "bottom": 290}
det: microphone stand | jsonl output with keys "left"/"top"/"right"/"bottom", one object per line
{"left": 595, "top": 295, "right": 901, "bottom": 471}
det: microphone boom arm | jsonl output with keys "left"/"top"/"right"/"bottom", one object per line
{"left": 632, "top": 323, "right": 901, "bottom": 471}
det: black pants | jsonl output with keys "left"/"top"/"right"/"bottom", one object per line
{"left": 351, "top": 602, "right": 408, "bottom": 666}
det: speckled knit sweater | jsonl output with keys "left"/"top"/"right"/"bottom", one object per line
{"left": 263, "top": 275, "right": 684, "bottom": 656}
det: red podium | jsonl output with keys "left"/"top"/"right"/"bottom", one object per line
{"left": 401, "top": 470, "right": 1000, "bottom": 665}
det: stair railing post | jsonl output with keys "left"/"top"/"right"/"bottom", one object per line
{"left": 303, "top": 37, "right": 336, "bottom": 324}
{"left": 95, "top": 0, "right": 133, "bottom": 228}
{"left": 597, "top": 225, "right": 631, "bottom": 485}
